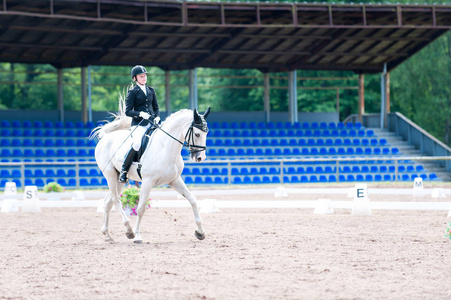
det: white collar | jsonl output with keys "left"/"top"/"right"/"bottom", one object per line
{"left": 137, "top": 83, "right": 147, "bottom": 95}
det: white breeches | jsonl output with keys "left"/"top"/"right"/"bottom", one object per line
{"left": 131, "top": 124, "right": 150, "bottom": 151}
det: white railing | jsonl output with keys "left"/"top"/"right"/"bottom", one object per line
{"left": 1, "top": 155, "right": 451, "bottom": 189}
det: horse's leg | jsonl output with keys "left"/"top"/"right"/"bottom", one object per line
{"left": 101, "top": 191, "right": 114, "bottom": 242}
{"left": 115, "top": 181, "right": 135, "bottom": 239}
{"left": 132, "top": 178, "right": 152, "bottom": 244}
{"left": 169, "top": 176, "right": 205, "bottom": 240}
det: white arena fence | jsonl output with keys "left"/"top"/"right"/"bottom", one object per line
{"left": 1, "top": 156, "right": 451, "bottom": 190}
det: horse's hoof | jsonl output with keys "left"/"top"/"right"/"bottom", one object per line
{"left": 134, "top": 240, "right": 143, "bottom": 244}
{"left": 126, "top": 232, "right": 135, "bottom": 239}
{"left": 195, "top": 230, "right": 205, "bottom": 240}
{"left": 105, "top": 237, "right": 114, "bottom": 243}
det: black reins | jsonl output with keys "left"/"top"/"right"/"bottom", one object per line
{"left": 153, "top": 121, "right": 207, "bottom": 154}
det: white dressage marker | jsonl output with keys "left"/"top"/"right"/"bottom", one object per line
{"left": 1, "top": 182, "right": 19, "bottom": 213}
{"left": 431, "top": 188, "right": 446, "bottom": 199}
{"left": 200, "top": 199, "right": 219, "bottom": 214}
{"left": 314, "top": 199, "right": 334, "bottom": 215}
{"left": 351, "top": 183, "right": 371, "bottom": 216}
{"left": 22, "top": 186, "right": 41, "bottom": 213}
{"left": 72, "top": 191, "right": 86, "bottom": 201}
{"left": 413, "top": 177, "right": 425, "bottom": 198}
{"left": 274, "top": 186, "right": 288, "bottom": 197}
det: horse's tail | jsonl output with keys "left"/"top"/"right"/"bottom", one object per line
{"left": 89, "top": 88, "right": 132, "bottom": 140}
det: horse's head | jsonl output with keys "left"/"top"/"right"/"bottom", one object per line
{"left": 189, "top": 107, "right": 210, "bottom": 162}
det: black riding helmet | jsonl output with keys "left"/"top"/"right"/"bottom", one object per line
{"left": 131, "top": 65, "right": 148, "bottom": 80}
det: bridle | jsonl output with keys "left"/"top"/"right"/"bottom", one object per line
{"left": 154, "top": 119, "right": 208, "bottom": 154}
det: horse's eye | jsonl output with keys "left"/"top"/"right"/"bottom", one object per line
{"left": 195, "top": 133, "right": 200, "bottom": 137}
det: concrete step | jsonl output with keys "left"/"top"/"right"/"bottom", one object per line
{"left": 370, "top": 128, "right": 450, "bottom": 181}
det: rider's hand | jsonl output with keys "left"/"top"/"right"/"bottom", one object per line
{"left": 154, "top": 116, "right": 160, "bottom": 124}
{"left": 139, "top": 112, "right": 150, "bottom": 120}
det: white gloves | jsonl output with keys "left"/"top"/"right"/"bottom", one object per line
{"left": 154, "top": 116, "right": 160, "bottom": 124}
{"left": 139, "top": 112, "right": 150, "bottom": 120}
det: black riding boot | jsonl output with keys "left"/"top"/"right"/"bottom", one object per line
{"left": 119, "top": 148, "right": 137, "bottom": 183}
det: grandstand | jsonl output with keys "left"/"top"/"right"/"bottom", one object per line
{"left": 0, "top": 119, "right": 440, "bottom": 189}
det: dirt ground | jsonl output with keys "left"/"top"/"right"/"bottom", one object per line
{"left": 1, "top": 187, "right": 451, "bottom": 300}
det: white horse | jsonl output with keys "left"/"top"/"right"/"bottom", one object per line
{"left": 91, "top": 100, "right": 210, "bottom": 243}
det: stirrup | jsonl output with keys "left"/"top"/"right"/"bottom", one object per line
{"left": 119, "top": 171, "right": 128, "bottom": 183}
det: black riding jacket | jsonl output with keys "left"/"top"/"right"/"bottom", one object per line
{"left": 125, "top": 85, "right": 160, "bottom": 127}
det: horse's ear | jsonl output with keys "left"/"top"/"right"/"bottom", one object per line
{"left": 203, "top": 107, "right": 211, "bottom": 120}
{"left": 193, "top": 109, "right": 202, "bottom": 123}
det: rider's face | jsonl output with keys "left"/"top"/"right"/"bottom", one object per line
{"left": 135, "top": 73, "right": 147, "bottom": 85}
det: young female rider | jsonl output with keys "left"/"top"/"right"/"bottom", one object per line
{"left": 119, "top": 65, "right": 160, "bottom": 183}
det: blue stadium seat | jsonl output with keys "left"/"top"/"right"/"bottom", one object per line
{"left": 85, "top": 121, "right": 95, "bottom": 129}
{"left": 1, "top": 120, "right": 11, "bottom": 127}
{"left": 34, "top": 129, "right": 44, "bottom": 137}
{"left": 68, "top": 178, "right": 77, "bottom": 186}
{"left": 31, "top": 139, "right": 43, "bottom": 147}
{"left": 57, "top": 179, "right": 67, "bottom": 186}
{"left": 356, "top": 174, "right": 365, "bottom": 181}
{"left": 290, "top": 176, "right": 300, "bottom": 183}
{"left": 383, "top": 174, "right": 392, "bottom": 181}
{"left": 309, "top": 175, "right": 318, "bottom": 183}
{"left": 90, "top": 178, "right": 101, "bottom": 186}
{"left": 0, "top": 179, "right": 8, "bottom": 188}
{"left": 35, "top": 149, "right": 45, "bottom": 157}
{"left": 44, "top": 169, "right": 56, "bottom": 177}
{"left": 35, "top": 178, "right": 45, "bottom": 187}
{"left": 43, "top": 121, "right": 54, "bottom": 128}
{"left": 246, "top": 149, "right": 255, "bottom": 156}
{"left": 304, "top": 130, "right": 313, "bottom": 137}
{"left": 300, "top": 175, "right": 309, "bottom": 183}
{"left": 346, "top": 175, "right": 355, "bottom": 182}
{"left": 325, "top": 174, "right": 337, "bottom": 182}
{"left": 80, "top": 179, "right": 90, "bottom": 186}
{"left": 23, "top": 129, "right": 33, "bottom": 137}
{"left": 214, "top": 177, "right": 224, "bottom": 184}
{"left": 78, "top": 149, "right": 89, "bottom": 156}
{"left": 11, "top": 129, "right": 21, "bottom": 136}
{"left": 429, "top": 173, "right": 438, "bottom": 180}
{"left": 67, "top": 149, "right": 77, "bottom": 156}
{"left": 0, "top": 139, "right": 10, "bottom": 147}
{"left": 348, "top": 130, "right": 357, "bottom": 137}
{"left": 1, "top": 128, "right": 12, "bottom": 136}
{"left": 77, "top": 140, "right": 87, "bottom": 147}
{"left": 11, "top": 139, "right": 21, "bottom": 147}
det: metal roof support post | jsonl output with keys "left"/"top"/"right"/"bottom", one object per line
{"left": 57, "top": 68, "right": 64, "bottom": 123}
{"left": 264, "top": 73, "right": 270, "bottom": 123}
{"left": 288, "top": 70, "right": 298, "bottom": 123}
{"left": 380, "top": 63, "right": 388, "bottom": 129}
{"left": 165, "top": 70, "right": 171, "bottom": 115}
{"left": 88, "top": 65, "right": 92, "bottom": 122}
{"left": 188, "top": 68, "right": 198, "bottom": 110}
{"left": 358, "top": 74, "right": 365, "bottom": 124}
{"left": 81, "top": 67, "right": 87, "bottom": 123}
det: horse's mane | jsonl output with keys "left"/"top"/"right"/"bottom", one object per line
{"left": 161, "top": 109, "right": 192, "bottom": 129}
{"left": 89, "top": 88, "right": 132, "bottom": 140}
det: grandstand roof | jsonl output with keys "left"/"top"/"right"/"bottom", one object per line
{"left": 0, "top": 0, "right": 450, "bottom": 73}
